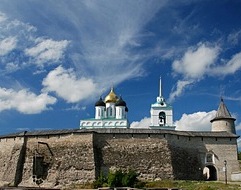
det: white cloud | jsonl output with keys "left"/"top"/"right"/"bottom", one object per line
{"left": 235, "top": 122, "right": 241, "bottom": 131}
{"left": 170, "top": 42, "right": 220, "bottom": 102}
{"left": 168, "top": 80, "right": 193, "bottom": 102}
{"left": 130, "top": 110, "right": 217, "bottom": 131}
{"left": 25, "top": 38, "right": 70, "bottom": 66}
{"left": 130, "top": 117, "right": 151, "bottom": 128}
{"left": 237, "top": 138, "right": 241, "bottom": 150}
{"left": 0, "top": 11, "right": 70, "bottom": 74}
{"left": 210, "top": 52, "right": 241, "bottom": 76}
{"left": 172, "top": 43, "right": 220, "bottom": 79}
{"left": 0, "top": 12, "right": 6, "bottom": 23}
{"left": 42, "top": 66, "right": 96, "bottom": 103}
{"left": 0, "top": 37, "right": 17, "bottom": 56}
{"left": 61, "top": 1, "right": 167, "bottom": 86}
{"left": 228, "top": 30, "right": 241, "bottom": 45}
{"left": 4, "top": 62, "right": 20, "bottom": 73}
{"left": 0, "top": 87, "right": 56, "bottom": 114}
{"left": 175, "top": 110, "right": 216, "bottom": 131}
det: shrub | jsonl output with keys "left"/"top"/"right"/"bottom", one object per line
{"left": 93, "top": 171, "right": 107, "bottom": 188}
{"left": 94, "top": 169, "right": 139, "bottom": 188}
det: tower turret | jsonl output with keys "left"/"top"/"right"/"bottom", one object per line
{"left": 210, "top": 98, "right": 236, "bottom": 134}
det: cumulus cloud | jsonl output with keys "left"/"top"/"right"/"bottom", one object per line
{"left": 169, "top": 43, "right": 220, "bottom": 102}
{"left": 25, "top": 38, "right": 70, "bottom": 66}
{"left": 175, "top": 110, "right": 216, "bottom": 131}
{"left": 42, "top": 66, "right": 96, "bottom": 103}
{"left": 130, "top": 110, "right": 217, "bottom": 131}
{"left": 0, "top": 87, "right": 56, "bottom": 114}
{"left": 0, "top": 11, "right": 69, "bottom": 73}
{"left": 130, "top": 117, "right": 151, "bottom": 128}
{"left": 170, "top": 39, "right": 241, "bottom": 102}
{"left": 172, "top": 43, "right": 220, "bottom": 79}
{"left": 0, "top": 37, "right": 17, "bottom": 56}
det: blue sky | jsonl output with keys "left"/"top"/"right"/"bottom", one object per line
{"left": 0, "top": 0, "right": 241, "bottom": 140}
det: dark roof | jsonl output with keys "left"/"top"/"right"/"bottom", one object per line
{"left": 95, "top": 97, "right": 106, "bottom": 107}
{"left": 211, "top": 98, "right": 236, "bottom": 122}
{"left": 115, "top": 96, "right": 126, "bottom": 107}
{"left": 0, "top": 128, "right": 238, "bottom": 139}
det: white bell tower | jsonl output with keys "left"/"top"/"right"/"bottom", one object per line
{"left": 150, "top": 77, "right": 175, "bottom": 130}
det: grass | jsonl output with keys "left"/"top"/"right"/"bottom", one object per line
{"left": 63, "top": 180, "right": 241, "bottom": 190}
{"left": 145, "top": 180, "right": 241, "bottom": 190}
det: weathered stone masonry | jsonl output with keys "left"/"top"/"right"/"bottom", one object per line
{"left": 0, "top": 128, "right": 239, "bottom": 187}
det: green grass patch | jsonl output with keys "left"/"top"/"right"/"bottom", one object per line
{"left": 145, "top": 180, "right": 241, "bottom": 190}
{"left": 64, "top": 180, "right": 241, "bottom": 190}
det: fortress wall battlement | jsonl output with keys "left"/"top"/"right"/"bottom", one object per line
{"left": 20, "top": 132, "right": 96, "bottom": 187}
{"left": 93, "top": 132, "right": 174, "bottom": 180}
{"left": 0, "top": 136, "right": 26, "bottom": 186}
{"left": 0, "top": 129, "right": 239, "bottom": 187}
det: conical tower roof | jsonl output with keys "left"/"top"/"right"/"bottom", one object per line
{"left": 210, "top": 98, "right": 236, "bottom": 122}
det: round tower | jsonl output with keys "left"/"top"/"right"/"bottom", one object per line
{"left": 210, "top": 98, "right": 236, "bottom": 134}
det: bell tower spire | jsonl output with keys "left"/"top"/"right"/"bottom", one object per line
{"left": 159, "top": 76, "right": 162, "bottom": 97}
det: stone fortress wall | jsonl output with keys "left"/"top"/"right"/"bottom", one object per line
{"left": 0, "top": 128, "right": 239, "bottom": 188}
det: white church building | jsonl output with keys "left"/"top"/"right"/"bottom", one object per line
{"left": 80, "top": 77, "right": 175, "bottom": 130}
{"left": 80, "top": 87, "right": 130, "bottom": 128}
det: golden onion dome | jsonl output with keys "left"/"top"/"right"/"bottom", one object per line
{"left": 104, "top": 87, "right": 118, "bottom": 103}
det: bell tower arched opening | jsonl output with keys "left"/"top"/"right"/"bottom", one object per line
{"left": 159, "top": 111, "right": 166, "bottom": 126}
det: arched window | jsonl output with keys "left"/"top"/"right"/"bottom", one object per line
{"left": 110, "top": 107, "right": 112, "bottom": 116}
{"left": 159, "top": 112, "right": 166, "bottom": 126}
